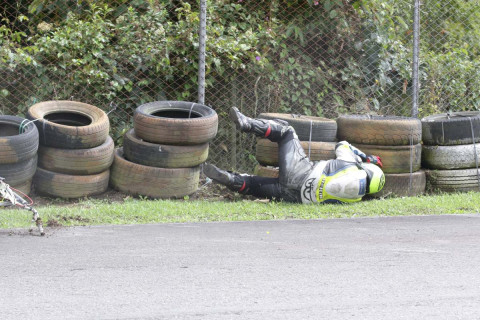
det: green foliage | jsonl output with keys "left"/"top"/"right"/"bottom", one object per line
{"left": 418, "top": 0, "right": 480, "bottom": 116}
{"left": 1, "top": 0, "right": 479, "bottom": 145}
{"left": 0, "top": 0, "right": 270, "bottom": 140}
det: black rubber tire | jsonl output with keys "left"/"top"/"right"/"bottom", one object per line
{"left": 33, "top": 168, "right": 110, "bottom": 199}
{"left": 133, "top": 101, "right": 218, "bottom": 145}
{"left": 37, "top": 136, "right": 114, "bottom": 175}
{"left": 0, "top": 155, "right": 37, "bottom": 186}
{"left": 352, "top": 143, "right": 422, "bottom": 174}
{"left": 422, "top": 111, "right": 480, "bottom": 146}
{"left": 426, "top": 169, "right": 480, "bottom": 193}
{"left": 10, "top": 178, "right": 33, "bottom": 196}
{"left": 258, "top": 113, "right": 337, "bottom": 142}
{"left": 255, "top": 139, "right": 335, "bottom": 166}
{"left": 27, "top": 100, "right": 110, "bottom": 149}
{"left": 123, "top": 129, "right": 208, "bottom": 168}
{"left": 110, "top": 148, "right": 200, "bottom": 199}
{"left": 422, "top": 144, "right": 480, "bottom": 170}
{"left": 369, "top": 171, "right": 426, "bottom": 198}
{"left": 337, "top": 115, "right": 422, "bottom": 146}
{"left": 253, "top": 164, "right": 279, "bottom": 178}
{"left": 0, "top": 115, "right": 39, "bottom": 164}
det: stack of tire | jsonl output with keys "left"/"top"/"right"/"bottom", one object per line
{"left": 253, "top": 113, "right": 338, "bottom": 178}
{"left": 0, "top": 115, "right": 39, "bottom": 195}
{"left": 27, "top": 101, "right": 113, "bottom": 199}
{"left": 337, "top": 115, "right": 425, "bottom": 198}
{"left": 422, "top": 111, "right": 480, "bottom": 192}
{"left": 110, "top": 101, "right": 218, "bottom": 198}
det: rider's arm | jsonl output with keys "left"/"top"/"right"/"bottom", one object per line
{"left": 335, "top": 141, "right": 383, "bottom": 168}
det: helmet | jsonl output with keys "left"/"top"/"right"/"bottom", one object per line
{"left": 361, "top": 163, "right": 385, "bottom": 194}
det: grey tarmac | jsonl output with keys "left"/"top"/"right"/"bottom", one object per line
{"left": 1, "top": 214, "right": 480, "bottom": 319}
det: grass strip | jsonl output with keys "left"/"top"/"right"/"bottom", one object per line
{"left": 1, "top": 192, "right": 480, "bottom": 229}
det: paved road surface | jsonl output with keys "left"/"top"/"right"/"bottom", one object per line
{"left": 1, "top": 215, "right": 480, "bottom": 319}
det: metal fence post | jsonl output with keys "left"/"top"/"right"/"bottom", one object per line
{"left": 412, "top": 0, "right": 421, "bottom": 118}
{"left": 198, "top": 0, "right": 207, "bottom": 104}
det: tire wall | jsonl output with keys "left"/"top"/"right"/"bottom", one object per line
{"left": 352, "top": 144, "right": 421, "bottom": 174}
{"left": 422, "top": 112, "right": 480, "bottom": 193}
{"left": 29, "top": 101, "right": 112, "bottom": 198}
{"left": 368, "top": 171, "right": 426, "bottom": 198}
{"left": 133, "top": 101, "right": 218, "bottom": 145}
{"left": 258, "top": 113, "right": 337, "bottom": 142}
{"left": 28, "top": 100, "right": 110, "bottom": 149}
{"left": 110, "top": 148, "right": 200, "bottom": 199}
{"left": 337, "top": 115, "right": 422, "bottom": 146}
{"left": 113, "top": 101, "right": 217, "bottom": 198}
{"left": 254, "top": 164, "right": 279, "bottom": 178}
{"left": 0, "top": 116, "right": 39, "bottom": 195}
{"left": 337, "top": 115, "right": 425, "bottom": 197}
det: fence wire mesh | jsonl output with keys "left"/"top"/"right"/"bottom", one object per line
{"left": 1, "top": 0, "right": 479, "bottom": 173}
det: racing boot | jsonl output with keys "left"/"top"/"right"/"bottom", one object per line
{"left": 203, "top": 163, "right": 247, "bottom": 192}
{"left": 229, "top": 107, "right": 290, "bottom": 142}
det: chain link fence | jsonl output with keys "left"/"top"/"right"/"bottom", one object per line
{"left": 1, "top": 0, "right": 479, "bottom": 173}
{"left": 419, "top": 0, "right": 480, "bottom": 116}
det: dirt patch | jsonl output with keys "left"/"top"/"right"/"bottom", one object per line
{"left": 31, "top": 189, "right": 129, "bottom": 207}
{"left": 27, "top": 178, "right": 254, "bottom": 207}
{"left": 46, "top": 218, "right": 62, "bottom": 227}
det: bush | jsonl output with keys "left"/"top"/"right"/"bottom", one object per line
{"left": 1, "top": 0, "right": 479, "bottom": 167}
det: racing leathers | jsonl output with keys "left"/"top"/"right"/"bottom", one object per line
{"left": 210, "top": 109, "right": 382, "bottom": 204}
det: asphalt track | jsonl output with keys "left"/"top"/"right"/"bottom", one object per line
{"left": 1, "top": 214, "right": 480, "bottom": 319}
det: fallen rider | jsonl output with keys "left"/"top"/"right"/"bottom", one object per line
{"left": 204, "top": 108, "right": 385, "bottom": 204}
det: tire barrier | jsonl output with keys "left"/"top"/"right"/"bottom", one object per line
{"left": 134, "top": 101, "right": 218, "bottom": 145}
{"left": 110, "top": 148, "right": 200, "bottom": 199}
{"left": 337, "top": 115, "right": 422, "bottom": 146}
{"left": 422, "top": 144, "right": 480, "bottom": 170}
{"left": 123, "top": 129, "right": 208, "bottom": 168}
{"left": 10, "top": 178, "right": 33, "bottom": 196}
{"left": 422, "top": 112, "right": 480, "bottom": 193}
{"left": 29, "top": 101, "right": 113, "bottom": 198}
{"left": 0, "top": 115, "right": 39, "bottom": 195}
{"left": 337, "top": 114, "right": 425, "bottom": 197}
{"left": 368, "top": 171, "right": 426, "bottom": 198}
{"left": 258, "top": 113, "right": 337, "bottom": 142}
{"left": 34, "top": 167, "right": 110, "bottom": 199}
{"left": 422, "top": 111, "right": 480, "bottom": 146}
{"left": 27, "top": 100, "right": 110, "bottom": 149}
{"left": 37, "top": 136, "right": 114, "bottom": 175}
{"left": 426, "top": 169, "right": 480, "bottom": 193}
{"left": 254, "top": 164, "right": 279, "bottom": 178}
{"left": 0, "top": 155, "right": 37, "bottom": 186}
{"left": 351, "top": 143, "right": 422, "bottom": 174}
{"left": 0, "top": 115, "right": 39, "bottom": 164}
{"left": 113, "top": 101, "right": 217, "bottom": 198}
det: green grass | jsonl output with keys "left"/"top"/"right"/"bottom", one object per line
{"left": 1, "top": 192, "right": 480, "bottom": 229}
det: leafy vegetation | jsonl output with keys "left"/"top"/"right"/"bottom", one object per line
{"left": 1, "top": 0, "right": 479, "bottom": 165}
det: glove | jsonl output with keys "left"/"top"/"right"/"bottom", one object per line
{"left": 366, "top": 155, "right": 383, "bottom": 168}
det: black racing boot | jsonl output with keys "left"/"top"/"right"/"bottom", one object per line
{"left": 203, "top": 163, "right": 247, "bottom": 192}
{"left": 229, "top": 107, "right": 289, "bottom": 141}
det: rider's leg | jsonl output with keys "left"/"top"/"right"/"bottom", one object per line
{"left": 277, "top": 128, "right": 314, "bottom": 189}
{"left": 203, "top": 163, "right": 300, "bottom": 201}
{"left": 229, "top": 107, "right": 290, "bottom": 142}
{"left": 228, "top": 107, "right": 313, "bottom": 200}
